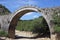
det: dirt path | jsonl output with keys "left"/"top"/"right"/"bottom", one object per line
{"left": 15, "top": 30, "right": 50, "bottom": 40}
{"left": 0, "top": 30, "right": 56, "bottom": 40}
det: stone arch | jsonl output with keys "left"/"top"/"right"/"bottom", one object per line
{"left": 8, "top": 6, "right": 52, "bottom": 38}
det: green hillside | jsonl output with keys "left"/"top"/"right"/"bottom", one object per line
{"left": 0, "top": 4, "right": 11, "bottom": 15}
{"left": 16, "top": 13, "right": 60, "bottom": 33}
{"left": 16, "top": 16, "right": 50, "bottom": 35}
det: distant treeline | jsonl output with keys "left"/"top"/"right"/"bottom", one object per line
{"left": 16, "top": 16, "right": 50, "bottom": 34}
{"left": 16, "top": 13, "right": 60, "bottom": 33}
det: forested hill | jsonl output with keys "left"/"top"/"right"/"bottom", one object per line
{"left": 16, "top": 16, "right": 49, "bottom": 32}
{"left": 16, "top": 14, "right": 60, "bottom": 33}
{"left": 0, "top": 4, "right": 11, "bottom": 15}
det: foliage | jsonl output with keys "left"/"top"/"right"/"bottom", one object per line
{"left": 32, "top": 18, "right": 49, "bottom": 32}
{"left": 16, "top": 16, "right": 50, "bottom": 35}
{"left": 0, "top": 4, "right": 11, "bottom": 15}
{"left": 0, "top": 30, "right": 8, "bottom": 37}
{"left": 0, "top": 4, "right": 10, "bottom": 37}
{"left": 52, "top": 10, "right": 60, "bottom": 32}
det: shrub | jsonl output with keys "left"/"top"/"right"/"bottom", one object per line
{"left": 0, "top": 30, "right": 8, "bottom": 37}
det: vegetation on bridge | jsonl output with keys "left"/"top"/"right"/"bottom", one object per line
{"left": 0, "top": 4, "right": 10, "bottom": 37}
{"left": 52, "top": 10, "right": 60, "bottom": 32}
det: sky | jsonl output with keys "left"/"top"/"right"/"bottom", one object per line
{"left": 0, "top": 0, "right": 60, "bottom": 20}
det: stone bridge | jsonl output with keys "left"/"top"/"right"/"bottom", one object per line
{"left": 0, "top": 6, "right": 60, "bottom": 39}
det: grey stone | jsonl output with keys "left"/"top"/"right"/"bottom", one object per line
{"left": 0, "top": 6, "right": 60, "bottom": 38}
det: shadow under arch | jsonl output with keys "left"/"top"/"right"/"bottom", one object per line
{"left": 8, "top": 6, "right": 51, "bottom": 38}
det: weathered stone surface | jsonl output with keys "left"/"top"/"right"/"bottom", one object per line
{"left": 0, "top": 6, "right": 60, "bottom": 38}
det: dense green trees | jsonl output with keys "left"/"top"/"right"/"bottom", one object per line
{"left": 16, "top": 16, "right": 50, "bottom": 37}
{"left": 16, "top": 16, "right": 50, "bottom": 33}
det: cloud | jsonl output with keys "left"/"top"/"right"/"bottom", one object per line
{"left": 0, "top": 0, "right": 39, "bottom": 12}
{"left": 16, "top": 0, "right": 38, "bottom": 6}
{"left": 25, "top": 12, "right": 33, "bottom": 15}
{"left": 33, "top": 15, "right": 39, "bottom": 18}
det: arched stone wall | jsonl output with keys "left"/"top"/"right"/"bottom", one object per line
{"left": 8, "top": 6, "right": 53, "bottom": 38}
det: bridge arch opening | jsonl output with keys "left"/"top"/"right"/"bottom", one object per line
{"left": 16, "top": 12, "right": 50, "bottom": 38}
{"left": 8, "top": 7, "right": 51, "bottom": 38}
